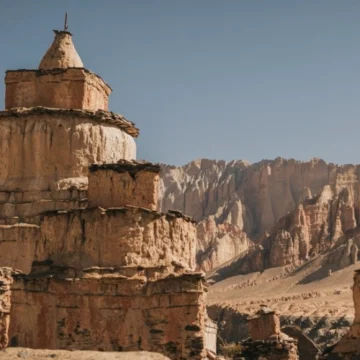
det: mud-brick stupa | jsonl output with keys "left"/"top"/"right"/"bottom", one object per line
{"left": 0, "top": 25, "right": 213, "bottom": 360}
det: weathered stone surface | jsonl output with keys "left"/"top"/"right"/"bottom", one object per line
{"left": 248, "top": 306, "right": 281, "bottom": 341}
{"left": 282, "top": 326, "right": 320, "bottom": 360}
{"left": 241, "top": 307, "right": 299, "bottom": 359}
{"left": 238, "top": 338, "right": 299, "bottom": 360}
{"left": 0, "top": 268, "right": 13, "bottom": 350}
{"left": 196, "top": 216, "right": 252, "bottom": 272}
{"left": 0, "top": 25, "right": 211, "bottom": 360}
{"left": 0, "top": 189, "right": 87, "bottom": 219}
{"left": 5, "top": 69, "right": 111, "bottom": 111}
{"left": 9, "top": 270, "right": 206, "bottom": 360}
{"left": 88, "top": 161, "right": 160, "bottom": 210}
{"left": 36, "top": 207, "right": 197, "bottom": 271}
{"left": 6, "top": 30, "right": 111, "bottom": 112}
{"left": 325, "top": 270, "right": 360, "bottom": 358}
{"left": 261, "top": 184, "right": 359, "bottom": 269}
{"left": 159, "top": 158, "right": 360, "bottom": 271}
{"left": 0, "top": 225, "right": 40, "bottom": 274}
{"left": 0, "top": 207, "right": 197, "bottom": 274}
{"left": 207, "top": 181, "right": 360, "bottom": 276}
{"left": 0, "top": 109, "right": 136, "bottom": 192}
{"left": 39, "top": 31, "right": 83, "bottom": 70}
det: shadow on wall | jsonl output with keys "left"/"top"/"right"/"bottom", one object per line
{"left": 281, "top": 326, "right": 321, "bottom": 360}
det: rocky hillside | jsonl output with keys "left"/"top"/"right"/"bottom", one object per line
{"left": 206, "top": 251, "right": 358, "bottom": 349}
{"left": 159, "top": 158, "right": 360, "bottom": 271}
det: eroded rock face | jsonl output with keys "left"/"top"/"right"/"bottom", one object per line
{"left": 263, "top": 185, "right": 359, "bottom": 268}
{"left": 0, "top": 268, "right": 13, "bottom": 350}
{"left": 159, "top": 158, "right": 360, "bottom": 236}
{"left": 196, "top": 216, "right": 252, "bottom": 272}
{"left": 160, "top": 158, "right": 360, "bottom": 271}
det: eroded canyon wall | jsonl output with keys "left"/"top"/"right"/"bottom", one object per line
{"left": 159, "top": 158, "right": 360, "bottom": 271}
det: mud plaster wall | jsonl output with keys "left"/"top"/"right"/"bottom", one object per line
{"left": 37, "top": 207, "right": 197, "bottom": 270}
{"left": 5, "top": 69, "right": 110, "bottom": 111}
{"left": 249, "top": 313, "right": 281, "bottom": 341}
{"left": 88, "top": 169, "right": 159, "bottom": 210}
{"left": 0, "top": 189, "right": 87, "bottom": 219}
{"left": 0, "top": 207, "right": 196, "bottom": 275}
{"left": 0, "top": 113, "right": 136, "bottom": 192}
{"left": 9, "top": 274, "right": 207, "bottom": 360}
{"left": 0, "top": 225, "right": 40, "bottom": 274}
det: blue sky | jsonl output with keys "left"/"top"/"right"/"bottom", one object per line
{"left": 1, "top": 1, "right": 360, "bottom": 165}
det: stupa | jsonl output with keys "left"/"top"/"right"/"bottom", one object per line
{"left": 0, "top": 22, "right": 213, "bottom": 360}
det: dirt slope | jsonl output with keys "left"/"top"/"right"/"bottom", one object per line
{"left": 0, "top": 348, "right": 170, "bottom": 360}
{"left": 207, "top": 254, "right": 357, "bottom": 347}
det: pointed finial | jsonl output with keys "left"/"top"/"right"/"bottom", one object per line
{"left": 64, "top": 12, "right": 68, "bottom": 32}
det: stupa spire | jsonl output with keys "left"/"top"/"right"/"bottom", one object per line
{"left": 64, "top": 12, "right": 68, "bottom": 32}
{"left": 38, "top": 14, "right": 83, "bottom": 70}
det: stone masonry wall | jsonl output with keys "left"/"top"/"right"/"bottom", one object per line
{"left": 5, "top": 69, "right": 111, "bottom": 111}
{"left": 239, "top": 338, "right": 298, "bottom": 360}
{"left": 88, "top": 162, "right": 160, "bottom": 210}
{"left": 9, "top": 270, "right": 207, "bottom": 360}
{"left": 0, "top": 268, "right": 13, "bottom": 349}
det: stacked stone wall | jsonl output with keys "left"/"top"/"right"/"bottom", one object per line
{"left": 239, "top": 338, "right": 298, "bottom": 360}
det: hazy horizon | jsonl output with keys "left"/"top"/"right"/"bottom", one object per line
{"left": 1, "top": 1, "right": 360, "bottom": 166}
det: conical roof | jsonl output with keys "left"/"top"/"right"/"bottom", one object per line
{"left": 39, "top": 30, "right": 83, "bottom": 70}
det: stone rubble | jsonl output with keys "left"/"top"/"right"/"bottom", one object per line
{"left": 232, "top": 306, "right": 299, "bottom": 360}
